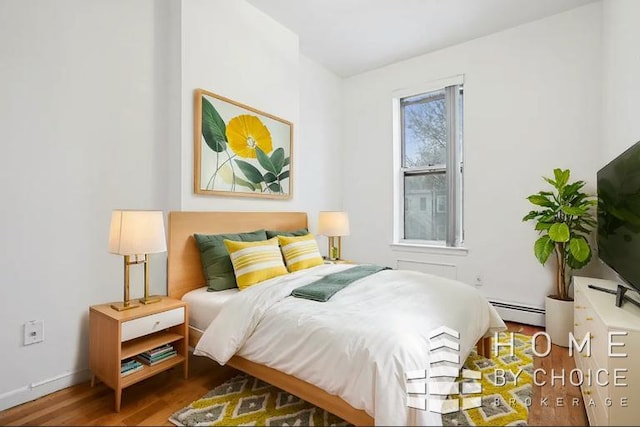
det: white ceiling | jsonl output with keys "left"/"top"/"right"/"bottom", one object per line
{"left": 247, "top": 0, "right": 597, "bottom": 77}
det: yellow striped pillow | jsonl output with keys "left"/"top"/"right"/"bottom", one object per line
{"left": 223, "top": 237, "right": 288, "bottom": 290}
{"left": 277, "top": 233, "right": 324, "bottom": 272}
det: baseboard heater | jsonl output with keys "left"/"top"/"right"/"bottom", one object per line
{"left": 489, "top": 300, "right": 545, "bottom": 327}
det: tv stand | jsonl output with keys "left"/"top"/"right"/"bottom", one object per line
{"left": 586, "top": 284, "right": 616, "bottom": 295}
{"left": 587, "top": 283, "right": 640, "bottom": 309}
{"left": 574, "top": 277, "right": 640, "bottom": 426}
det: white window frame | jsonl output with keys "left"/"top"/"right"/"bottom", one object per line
{"left": 391, "top": 75, "right": 465, "bottom": 250}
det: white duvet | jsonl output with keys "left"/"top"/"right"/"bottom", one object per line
{"left": 194, "top": 264, "right": 505, "bottom": 426}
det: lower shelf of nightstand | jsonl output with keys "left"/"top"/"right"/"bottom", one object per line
{"left": 121, "top": 332, "right": 183, "bottom": 360}
{"left": 120, "top": 355, "right": 185, "bottom": 388}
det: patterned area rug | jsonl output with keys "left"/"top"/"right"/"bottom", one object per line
{"left": 169, "top": 374, "right": 348, "bottom": 426}
{"left": 443, "top": 332, "right": 533, "bottom": 426}
{"left": 169, "top": 332, "right": 532, "bottom": 426}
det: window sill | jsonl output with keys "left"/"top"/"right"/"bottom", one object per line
{"left": 389, "top": 242, "right": 469, "bottom": 256}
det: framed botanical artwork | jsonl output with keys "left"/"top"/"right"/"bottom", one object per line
{"left": 194, "top": 89, "right": 293, "bottom": 199}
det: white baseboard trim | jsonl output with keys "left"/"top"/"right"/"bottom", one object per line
{"left": 490, "top": 299, "right": 545, "bottom": 327}
{"left": 0, "top": 368, "right": 91, "bottom": 412}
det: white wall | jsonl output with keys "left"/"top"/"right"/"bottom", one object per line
{"left": 342, "top": 4, "right": 603, "bottom": 311}
{"left": 0, "top": 0, "right": 343, "bottom": 410}
{"left": 1, "top": 0, "right": 619, "bottom": 412}
{"left": 297, "top": 54, "right": 345, "bottom": 246}
{"left": 598, "top": 0, "right": 640, "bottom": 281}
{"left": 180, "top": 0, "right": 343, "bottom": 240}
{"left": 0, "top": 0, "right": 178, "bottom": 409}
{"left": 181, "top": 0, "right": 304, "bottom": 211}
{"left": 602, "top": 0, "right": 640, "bottom": 162}
{"left": 180, "top": 0, "right": 299, "bottom": 213}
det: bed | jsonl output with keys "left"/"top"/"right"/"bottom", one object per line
{"left": 167, "top": 211, "right": 505, "bottom": 426}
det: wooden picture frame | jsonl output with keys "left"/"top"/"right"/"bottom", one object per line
{"left": 194, "top": 89, "right": 293, "bottom": 199}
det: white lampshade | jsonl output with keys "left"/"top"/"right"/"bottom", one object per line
{"left": 108, "top": 210, "right": 167, "bottom": 255}
{"left": 318, "top": 211, "right": 350, "bottom": 237}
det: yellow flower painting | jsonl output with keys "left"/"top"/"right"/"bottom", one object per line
{"left": 226, "top": 115, "right": 273, "bottom": 159}
{"left": 194, "top": 89, "right": 292, "bottom": 199}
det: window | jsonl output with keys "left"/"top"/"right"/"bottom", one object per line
{"left": 397, "top": 82, "right": 463, "bottom": 246}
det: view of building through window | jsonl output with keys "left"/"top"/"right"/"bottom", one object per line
{"left": 400, "top": 84, "right": 463, "bottom": 244}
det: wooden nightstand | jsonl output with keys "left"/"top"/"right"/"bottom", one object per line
{"left": 89, "top": 297, "right": 188, "bottom": 412}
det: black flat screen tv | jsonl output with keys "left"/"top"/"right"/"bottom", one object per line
{"left": 597, "top": 140, "right": 640, "bottom": 297}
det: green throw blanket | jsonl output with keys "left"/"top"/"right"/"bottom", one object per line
{"left": 291, "top": 264, "right": 390, "bottom": 302}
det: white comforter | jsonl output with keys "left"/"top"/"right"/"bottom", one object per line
{"left": 194, "top": 264, "right": 505, "bottom": 426}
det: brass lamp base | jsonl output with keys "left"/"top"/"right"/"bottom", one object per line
{"left": 139, "top": 295, "right": 161, "bottom": 305}
{"left": 327, "top": 236, "right": 342, "bottom": 260}
{"left": 111, "top": 301, "right": 140, "bottom": 311}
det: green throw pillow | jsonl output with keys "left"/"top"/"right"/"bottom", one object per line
{"left": 265, "top": 228, "right": 309, "bottom": 239}
{"left": 194, "top": 230, "right": 268, "bottom": 291}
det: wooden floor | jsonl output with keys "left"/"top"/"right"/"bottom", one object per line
{"left": 0, "top": 355, "right": 235, "bottom": 426}
{"left": 0, "top": 322, "right": 588, "bottom": 426}
{"left": 505, "top": 322, "right": 588, "bottom": 426}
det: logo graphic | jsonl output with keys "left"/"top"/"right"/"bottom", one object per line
{"left": 405, "top": 326, "right": 482, "bottom": 414}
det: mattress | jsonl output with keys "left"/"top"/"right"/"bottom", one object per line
{"left": 194, "top": 264, "right": 506, "bottom": 425}
{"left": 181, "top": 286, "right": 239, "bottom": 331}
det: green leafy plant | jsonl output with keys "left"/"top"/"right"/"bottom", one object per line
{"left": 522, "top": 169, "right": 597, "bottom": 301}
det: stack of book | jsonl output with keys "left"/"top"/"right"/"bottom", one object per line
{"left": 121, "top": 359, "right": 143, "bottom": 377}
{"left": 136, "top": 344, "right": 177, "bottom": 366}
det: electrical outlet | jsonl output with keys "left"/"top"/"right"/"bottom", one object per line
{"left": 24, "top": 320, "right": 44, "bottom": 346}
{"left": 475, "top": 275, "right": 483, "bottom": 286}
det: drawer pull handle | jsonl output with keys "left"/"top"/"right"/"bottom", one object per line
{"left": 584, "top": 390, "right": 591, "bottom": 395}
{"left": 586, "top": 317, "right": 593, "bottom": 321}
{"left": 574, "top": 323, "right": 580, "bottom": 326}
{"left": 575, "top": 306, "right": 585, "bottom": 309}
{"left": 582, "top": 354, "right": 589, "bottom": 358}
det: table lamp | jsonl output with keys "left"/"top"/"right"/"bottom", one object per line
{"left": 318, "top": 211, "right": 350, "bottom": 260}
{"left": 108, "top": 210, "right": 167, "bottom": 311}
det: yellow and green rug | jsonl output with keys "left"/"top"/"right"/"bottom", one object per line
{"left": 442, "top": 332, "right": 533, "bottom": 426}
{"left": 169, "top": 374, "right": 347, "bottom": 426}
{"left": 170, "top": 333, "right": 532, "bottom": 426}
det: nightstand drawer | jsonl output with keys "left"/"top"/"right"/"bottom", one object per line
{"left": 121, "top": 307, "right": 184, "bottom": 342}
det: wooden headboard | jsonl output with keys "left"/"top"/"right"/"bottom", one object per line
{"left": 167, "top": 211, "right": 308, "bottom": 299}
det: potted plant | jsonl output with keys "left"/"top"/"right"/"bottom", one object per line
{"left": 523, "top": 168, "right": 596, "bottom": 347}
